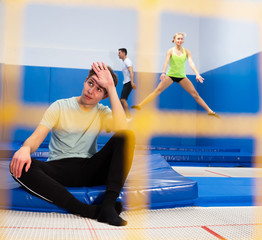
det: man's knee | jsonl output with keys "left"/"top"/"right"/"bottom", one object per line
{"left": 114, "top": 130, "right": 136, "bottom": 157}
{"left": 115, "top": 129, "right": 135, "bottom": 142}
{"left": 116, "top": 130, "right": 135, "bottom": 170}
{"left": 15, "top": 159, "right": 41, "bottom": 182}
{"left": 120, "top": 99, "right": 127, "bottom": 104}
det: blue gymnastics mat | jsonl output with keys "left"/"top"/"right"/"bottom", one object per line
{"left": 190, "top": 177, "right": 256, "bottom": 207}
{"left": 0, "top": 154, "right": 198, "bottom": 213}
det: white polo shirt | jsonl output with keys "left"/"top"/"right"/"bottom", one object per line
{"left": 122, "top": 58, "right": 133, "bottom": 84}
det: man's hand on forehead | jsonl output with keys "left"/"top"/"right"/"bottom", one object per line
{"left": 91, "top": 62, "right": 114, "bottom": 90}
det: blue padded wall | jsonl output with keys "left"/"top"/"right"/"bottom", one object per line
{"left": 22, "top": 66, "right": 50, "bottom": 104}
{"left": 199, "top": 53, "right": 260, "bottom": 113}
{"left": 159, "top": 74, "right": 197, "bottom": 111}
{"left": 2, "top": 52, "right": 260, "bottom": 158}
{"left": 49, "top": 67, "right": 88, "bottom": 103}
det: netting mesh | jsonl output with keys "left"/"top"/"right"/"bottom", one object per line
{"left": 0, "top": 0, "right": 262, "bottom": 239}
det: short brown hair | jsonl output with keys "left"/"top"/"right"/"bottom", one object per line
{"left": 87, "top": 66, "right": 118, "bottom": 87}
{"left": 118, "top": 48, "right": 127, "bottom": 55}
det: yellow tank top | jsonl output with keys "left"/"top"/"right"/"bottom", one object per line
{"left": 167, "top": 47, "right": 187, "bottom": 78}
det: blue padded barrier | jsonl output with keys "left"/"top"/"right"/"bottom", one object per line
{"left": 147, "top": 145, "right": 253, "bottom": 167}
{"left": 159, "top": 151, "right": 253, "bottom": 167}
{"left": 0, "top": 141, "right": 254, "bottom": 168}
{"left": 0, "top": 154, "right": 198, "bottom": 212}
{"left": 149, "top": 136, "right": 255, "bottom": 167}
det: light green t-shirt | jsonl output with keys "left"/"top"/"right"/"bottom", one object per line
{"left": 40, "top": 97, "right": 112, "bottom": 161}
{"left": 167, "top": 47, "right": 187, "bottom": 78}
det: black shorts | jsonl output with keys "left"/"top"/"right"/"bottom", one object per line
{"left": 121, "top": 82, "right": 132, "bottom": 100}
{"left": 167, "top": 76, "right": 185, "bottom": 83}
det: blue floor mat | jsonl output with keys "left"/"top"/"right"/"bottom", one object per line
{"left": 190, "top": 177, "right": 255, "bottom": 207}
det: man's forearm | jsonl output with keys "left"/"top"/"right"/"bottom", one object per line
{"left": 21, "top": 125, "right": 50, "bottom": 153}
{"left": 22, "top": 137, "right": 40, "bottom": 154}
{"left": 107, "top": 87, "right": 127, "bottom": 129}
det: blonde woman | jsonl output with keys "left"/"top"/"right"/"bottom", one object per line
{"left": 132, "top": 33, "right": 219, "bottom": 118}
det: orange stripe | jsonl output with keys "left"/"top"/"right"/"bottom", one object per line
{"left": 202, "top": 226, "right": 227, "bottom": 240}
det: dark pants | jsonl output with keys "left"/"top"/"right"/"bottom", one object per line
{"left": 14, "top": 130, "right": 135, "bottom": 210}
{"left": 120, "top": 82, "right": 132, "bottom": 100}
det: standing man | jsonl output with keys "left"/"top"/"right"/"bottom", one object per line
{"left": 118, "top": 48, "right": 136, "bottom": 119}
{"left": 9, "top": 62, "right": 135, "bottom": 226}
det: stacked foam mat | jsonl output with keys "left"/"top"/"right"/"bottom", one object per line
{"left": 0, "top": 153, "right": 198, "bottom": 212}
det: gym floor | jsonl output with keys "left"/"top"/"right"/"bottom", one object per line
{"left": 0, "top": 166, "right": 261, "bottom": 240}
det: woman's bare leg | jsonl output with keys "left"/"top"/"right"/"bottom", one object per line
{"left": 179, "top": 77, "right": 214, "bottom": 113}
{"left": 132, "top": 76, "right": 173, "bottom": 109}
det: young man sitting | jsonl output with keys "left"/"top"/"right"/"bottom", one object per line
{"left": 9, "top": 62, "right": 135, "bottom": 226}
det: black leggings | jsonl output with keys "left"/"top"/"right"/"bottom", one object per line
{"left": 13, "top": 130, "right": 135, "bottom": 210}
